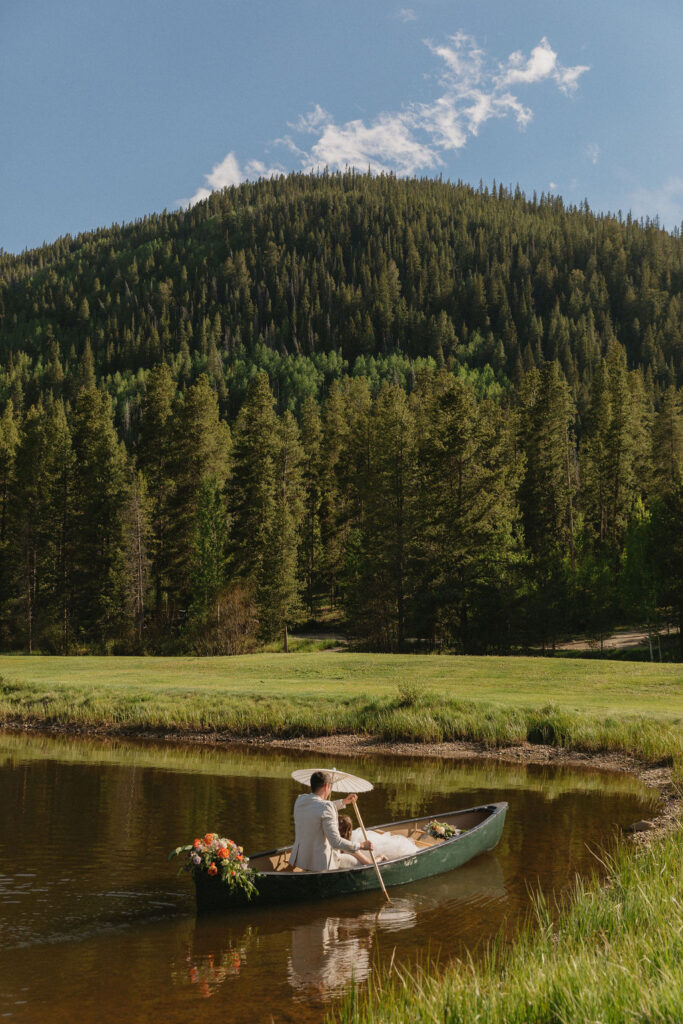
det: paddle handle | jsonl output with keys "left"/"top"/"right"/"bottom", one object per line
{"left": 353, "top": 801, "right": 390, "bottom": 902}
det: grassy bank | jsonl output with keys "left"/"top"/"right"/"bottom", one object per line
{"left": 335, "top": 826, "right": 683, "bottom": 1024}
{"left": 0, "top": 653, "right": 682, "bottom": 765}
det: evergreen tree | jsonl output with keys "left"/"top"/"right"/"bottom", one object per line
{"left": 651, "top": 385, "right": 683, "bottom": 498}
{"left": 344, "top": 384, "right": 416, "bottom": 649}
{"left": 415, "top": 374, "right": 522, "bottom": 652}
{"left": 299, "top": 395, "right": 323, "bottom": 615}
{"left": 137, "top": 363, "right": 176, "bottom": 623}
{"left": 166, "top": 374, "right": 231, "bottom": 616}
{"left": 517, "top": 362, "right": 576, "bottom": 646}
{"left": 228, "top": 370, "right": 279, "bottom": 587}
{"left": 7, "top": 404, "right": 47, "bottom": 651}
{"left": 69, "top": 368, "right": 128, "bottom": 646}
{"left": 256, "top": 411, "right": 305, "bottom": 648}
{"left": 120, "top": 468, "right": 153, "bottom": 650}
{"left": 0, "top": 400, "right": 19, "bottom": 643}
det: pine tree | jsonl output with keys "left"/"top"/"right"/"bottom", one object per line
{"left": 256, "top": 411, "right": 305, "bottom": 647}
{"left": 8, "top": 404, "right": 47, "bottom": 651}
{"left": 0, "top": 400, "right": 19, "bottom": 643}
{"left": 344, "top": 384, "right": 416, "bottom": 649}
{"left": 166, "top": 374, "right": 231, "bottom": 616}
{"left": 651, "top": 385, "right": 683, "bottom": 498}
{"left": 299, "top": 395, "right": 323, "bottom": 615}
{"left": 120, "top": 468, "right": 153, "bottom": 650}
{"left": 517, "top": 362, "right": 576, "bottom": 646}
{"left": 228, "top": 370, "right": 279, "bottom": 588}
{"left": 69, "top": 367, "right": 128, "bottom": 646}
{"left": 189, "top": 478, "right": 227, "bottom": 619}
{"left": 41, "top": 399, "right": 75, "bottom": 652}
{"left": 416, "top": 374, "right": 522, "bottom": 652}
{"left": 137, "top": 362, "right": 176, "bottom": 624}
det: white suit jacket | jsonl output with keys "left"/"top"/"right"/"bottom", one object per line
{"left": 289, "top": 793, "right": 360, "bottom": 871}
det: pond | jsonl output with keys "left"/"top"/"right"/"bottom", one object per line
{"left": 0, "top": 731, "right": 660, "bottom": 1023}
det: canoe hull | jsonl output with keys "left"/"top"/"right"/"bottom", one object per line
{"left": 194, "top": 802, "right": 507, "bottom": 912}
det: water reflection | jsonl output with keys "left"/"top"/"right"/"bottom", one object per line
{"left": 172, "top": 854, "right": 507, "bottom": 1006}
{"left": 0, "top": 730, "right": 661, "bottom": 1024}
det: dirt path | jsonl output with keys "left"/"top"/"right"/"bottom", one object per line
{"left": 557, "top": 627, "right": 679, "bottom": 653}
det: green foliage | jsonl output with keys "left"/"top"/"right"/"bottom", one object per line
{"left": 0, "top": 173, "right": 681, "bottom": 653}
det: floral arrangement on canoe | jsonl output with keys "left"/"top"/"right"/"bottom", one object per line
{"left": 169, "top": 832, "right": 259, "bottom": 899}
{"left": 423, "top": 820, "right": 461, "bottom": 840}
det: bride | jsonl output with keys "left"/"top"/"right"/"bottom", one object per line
{"left": 335, "top": 814, "right": 418, "bottom": 867}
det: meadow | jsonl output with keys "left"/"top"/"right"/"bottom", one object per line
{"left": 1, "top": 652, "right": 682, "bottom": 765}
{"left": 2, "top": 650, "right": 682, "bottom": 1024}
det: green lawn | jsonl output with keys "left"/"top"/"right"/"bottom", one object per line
{"left": 0, "top": 652, "right": 681, "bottom": 714}
{"left": 1, "top": 653, "right": 682, "bottom": 766}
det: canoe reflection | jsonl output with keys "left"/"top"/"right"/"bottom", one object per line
{"left": 177, "top": 854, "right": 505, "bottom": 1001}
{"left": 288, "top": 900, "right": 420, "bottom": 995}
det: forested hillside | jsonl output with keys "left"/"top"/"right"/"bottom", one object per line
{"left": 0, "top": 172, "right": 681, "bottom": 656}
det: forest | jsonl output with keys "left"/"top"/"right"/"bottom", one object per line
{"left": 0, "top": 172, "right": 681, "bottom": 656}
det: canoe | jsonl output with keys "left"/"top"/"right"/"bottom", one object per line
{"left": 193, "top": 801, "right": 507, "bottom": 912}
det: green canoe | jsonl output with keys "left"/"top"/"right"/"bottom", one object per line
{"left": 193, "top": 801, "right": 507, "bottom": 912}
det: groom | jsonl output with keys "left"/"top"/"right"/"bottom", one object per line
{"left": 289, "top": 770, "right": 374, "bottom": 871}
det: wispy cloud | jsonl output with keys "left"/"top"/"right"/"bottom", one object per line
{"left": 629, "top": 177, "right": 683, "bottom": 228}
{"left": 397, "top": 8, "right": 417, "bottom": 22}
{"left": 180, "top": 33, "right": 589, "bottom": 206}
{"left": 586, "top": 142, "right": 599, "bottom": 165}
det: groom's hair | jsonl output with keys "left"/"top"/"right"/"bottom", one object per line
{"left": 310, "top": 770, "right": 332, "bottom": 793}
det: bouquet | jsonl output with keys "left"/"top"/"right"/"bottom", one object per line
{"left": 169, "top": 832, "right": 259, "bottom": 900}
{"left": 423, "top": 820, "right": 461, "bottom": 840}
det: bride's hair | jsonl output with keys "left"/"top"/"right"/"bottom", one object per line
{"left": 338, "top": 813, "right": 353, "bottom": 839}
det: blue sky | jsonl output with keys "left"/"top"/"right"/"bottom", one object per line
{"left": 2, "top": 0, "right": 681, "bottom": 253}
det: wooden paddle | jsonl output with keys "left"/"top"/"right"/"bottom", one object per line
{"left": 353, "top": 801, "right": 390, "bottom": 902}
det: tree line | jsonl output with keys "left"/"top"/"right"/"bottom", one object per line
{"left": 1, "top": 172, "right": 682, "bottom": 445}
{"left": 1, "top": 344, "right": 681, "bottom": 657}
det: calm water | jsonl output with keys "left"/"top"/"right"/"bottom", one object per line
{"left": 0, "top": 732, "right": 659, "bottom": 1024}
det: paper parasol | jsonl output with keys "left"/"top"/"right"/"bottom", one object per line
{"left": 290, "top": 767, "right": 373, "bottom": 794}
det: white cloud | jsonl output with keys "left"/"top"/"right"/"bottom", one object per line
{"left": 179, "top": 33, "right": 589, "bottom": 205}
{"left": 307, "top": 112, "right": 441, "bottom": 176}
{"left": 586, "top": 142, "right": 599, "bottom": 165}
{"left": 397, "top": 8, "right": 417, "bottom": 21}
{"left": 501, "top": 37, "right": 588, "bottom": 95}
{"left": 629, "top": 177, "right": 683, "bottom": 229}
{"left": 549, "top": 181, "right": 557, "bottom": 190}
{"left": 179, "top": 151, "right": 284, "bottom": 208}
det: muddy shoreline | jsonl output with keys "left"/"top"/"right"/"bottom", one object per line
{"left": 2, "top": 719, "right": 681, "bottom": 842}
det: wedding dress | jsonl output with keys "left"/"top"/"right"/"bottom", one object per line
{"left": 351, "top": 828, "right": 419, "bottom": 860}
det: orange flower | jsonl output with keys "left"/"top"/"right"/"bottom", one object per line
{"left": 207, "top": 863, "right": 218, "bottom": 876}
{"left": 218, "top": 847, "right": 229, "bottom": 859}
{"left": 237, "top": 854, "right": 243, "bottom": 861}
{"left": 192, "top": 838, "right": 202, "bottom": 848}
{"left": 203, "top": 833, "right": 214, "bottom": 845}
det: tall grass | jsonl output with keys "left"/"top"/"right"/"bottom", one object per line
{"left": 2, "top": 674, "right": 682, "bottom": 767}
{"left": 334, "top": 827, "right": 683, "bottom": 1024}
